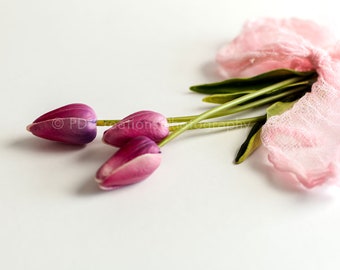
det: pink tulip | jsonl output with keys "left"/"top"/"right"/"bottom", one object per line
{"left": 103, "top": 110, "right": 169, "bottom": 147}
{"left": 27, "top": 103, "right": 97, "bottom": 145}
{"left": 96, "top": 136, "right": 162, "bottom": 190}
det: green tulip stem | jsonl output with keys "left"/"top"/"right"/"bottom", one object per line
{"left": 168, "top": 115, "right": 266, "bottom": 132}
{"left": 158, "top": 77, "right": 301, "bottom": 147}
{"left": 95, "top": 85, "right": 306, "bottom": 127}
{"left": 166, "top": 85, "right": 306, "bottom": 123}
{"left": 96, "top": 120, "right": 120, "bottom": 126}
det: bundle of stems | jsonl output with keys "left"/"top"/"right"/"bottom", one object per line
{"left": 97, "top": 69, "right": 317, "bottom": 163}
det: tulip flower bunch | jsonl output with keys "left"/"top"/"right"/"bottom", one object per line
{"left": 26, "top": 18, "right": 340, "bottom": 190}
{"left": 27, "top": 105, "right": 167, "bottom": 190}
{"left": 26, "top": 67, "right": 316, "bottom": 190}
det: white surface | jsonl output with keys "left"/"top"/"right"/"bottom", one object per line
{"left": 2, "top": 0, "right": 340, "bottom": 269}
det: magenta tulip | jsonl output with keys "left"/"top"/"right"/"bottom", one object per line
{"left": 96, "top": 136, "right": 162, "bottom": 190}
{"left": 27, "top": 103, "right": 97, "bottom": 145}
{"left": 103, "top": 110, "right": 169, "bottom": 147}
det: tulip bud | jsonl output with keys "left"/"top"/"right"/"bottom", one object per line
{"left": 96, "top": 136, "right": 161, "bottom": 190}
{"left": 26, "top": 103, "right": 97, "bottom": 145}
{"left": 103, "top": 110, "right": 169, "bottom": 147}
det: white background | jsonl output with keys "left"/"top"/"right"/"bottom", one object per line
{"left": 2, "top": 0, "right": 340, "bottom": 269}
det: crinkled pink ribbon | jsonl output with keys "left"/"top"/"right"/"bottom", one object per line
{"left": 217, "top": 18, "right": 340, "bottom": 188}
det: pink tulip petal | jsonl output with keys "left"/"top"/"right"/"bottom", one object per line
{"left": 98, "top": 153, "right": 162, "bottom": 190}
{"left": 103, "top": 110, "right": 169, "bottom": 147}
{"left": 33, "top": 103, "right": 96, "bottom": 123}
{"left": 96, "top": 136, "right": 161, "bottom": 189}
{"left": 27, "top": 118, "right": 97, "bottom": 145}
{"left": 27, "top": 103, "right": 97, "bottom": 144}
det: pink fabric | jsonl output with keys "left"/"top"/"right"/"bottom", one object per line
{"left": 217, "top": 18, "right": 340, "bottom": 188}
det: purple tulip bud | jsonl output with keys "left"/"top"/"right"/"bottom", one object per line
{"left": 26, "top": 103, "right": 97, "bottom": 145}
{"left": 96, "top": 136, "right": 162, "bottom": 190}
{"left": 103, "top": 110, "right": 169, "bottom": 147}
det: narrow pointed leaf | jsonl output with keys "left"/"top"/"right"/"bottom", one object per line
{"left": 190, "top": 69, "right": 317, "bottom": 95}
{"left": 234, "top": 117, "right": 266, "bottom": 164}
{"left": 235, "top": 101, "right": 298, "bottom": 164}
{"left": 266, "top": 101, "right": 296, "bottom": 118}
{"left": 202, "top": 92, "right": 252, "bottom": 104}
{"left": 203, "top": 82, "right": 312, "bottom": 106}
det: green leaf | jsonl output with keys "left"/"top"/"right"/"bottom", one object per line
{"left": 235, "top": 101, "right": 297, "bottom": 164}
{"left": 266, "top": 101, "right": 296, "bottom": 118}
{"left": 201, "top": 80, "right": 313, "bottom": 105}
{"left": 234, "top": 117, "right": 266, "bottom": 164}
{"left": 202, "top": 92, "right": 253, "bottom": 104}
{"left": 190, "top": 69, "right": 316, "bottom": 95}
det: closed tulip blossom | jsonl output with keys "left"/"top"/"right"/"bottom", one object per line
{"left": 96, "top": 136, "right": 162, "bottom": 190}
{"left": 27, "top": 103, "right": 97, "bottom": 145}
{"left": 102, "top": 110, "right": 169, "bottom": 147}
